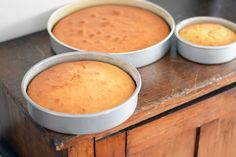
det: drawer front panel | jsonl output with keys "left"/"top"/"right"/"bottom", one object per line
{"left": 127, "top": 87, "right": 236, "bottom": 157}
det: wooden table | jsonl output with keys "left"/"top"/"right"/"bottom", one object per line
{"left": 0, "top": 0, "right": 236, "bottom": 156}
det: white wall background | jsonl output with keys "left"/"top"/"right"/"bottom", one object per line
{"left": 0, "top": 0, "right": 74, "bottom": 42}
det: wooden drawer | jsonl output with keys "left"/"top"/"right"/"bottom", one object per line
{"left": 127, "top": 87, "right": 236, "bottom": 157}
{"left": 96, "top": 132, "right": 126, "bottom": 157}
{"left": 45, "top": 86, "right": 236, "bottom": 157}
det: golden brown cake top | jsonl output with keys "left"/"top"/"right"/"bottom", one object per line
{"left": 52, "top": 5, "right": 170, "bottom": 53}
{"left": 27, "top": 61, "right": 135, "bottom": 114}
{"left": 179, "top": 23, "right": 236, "bottom": 46}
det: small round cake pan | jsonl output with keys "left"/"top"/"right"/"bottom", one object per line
{"left": 175, "top": 16, "right": 236, "bottom": 64}
{"left": 21, "top": 52, "right": 141, "bottom": 135}
{"left": 47, "top": 0, "right": 175, "bottom": 68}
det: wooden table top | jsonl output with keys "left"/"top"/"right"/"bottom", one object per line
{"left": 0, "top": 0, "right": 235, "bottom": 145}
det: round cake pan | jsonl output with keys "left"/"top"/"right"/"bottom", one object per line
{"left": 21, "top": 52, "right": 141, "bottom": 135}
{"left": 175, "top": 16, "right": 236, "bottom": 64}
{"left": 47, "top": 0, "right": 175, "bottom": 68}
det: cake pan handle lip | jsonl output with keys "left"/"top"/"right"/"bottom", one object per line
{"left": 21, "top": 51, "right": 142, "bottom": 118}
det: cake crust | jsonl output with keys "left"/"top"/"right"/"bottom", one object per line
{"left": 179, "top": 23, "right": 236, "bottom": 46}
{"left": 27, "top": 61, "right": 135, "bottom": 114}
{"left": 52, "top": 5, "right": 170, "bottom": 53}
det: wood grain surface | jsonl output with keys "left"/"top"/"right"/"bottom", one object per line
{"left": 96, "top": 132, "right": 125, "bottom": 157}
{"left": 198, "top": 112, "right": 236, "bottom": 157}
{"left": 0, "top": 83, "right": 65, "bottom": 157}
{"left": 0, "top": 0, "right": 235, "bottom": 156}
{"left": 129, "top": 129, "right": 196, "bottom": 157}
{"left": 127, "top": 87, "right": 236, "bottom": 156}
{"left": 68, "top": 138, "right": 94, "bottom": 157}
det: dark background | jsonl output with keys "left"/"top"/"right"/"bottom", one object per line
{"left": 150, "top": 0, "right": 236, "bottom": 23}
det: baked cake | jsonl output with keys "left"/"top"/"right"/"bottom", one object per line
{"left": 27, "top": 61, "right": 136, "bottom": 114}
{"left": 179, "top": 23, "right": 236, "bottom": 46}
{"left": 52, "top": 5, "right": 170, "bottom": 53}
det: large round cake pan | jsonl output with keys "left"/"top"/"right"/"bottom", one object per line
{"left": 21, "top": 52, "right": 141, "bottom": 135}
{"left": 175, "top": 16, "right": 236, "bottom": 64}
{"left": 47, "top": 0, "right": 175, "bottom": 68}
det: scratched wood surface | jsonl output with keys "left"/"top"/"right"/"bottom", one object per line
{"left": 0, "top": 0, "right": 235, "bottom": 155}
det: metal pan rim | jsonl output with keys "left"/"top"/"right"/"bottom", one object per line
{"left": 47, "top": 0, "right": 175, "bottom": 55}
{"left": 21, "top": 52, "right": 141, "bottom": 118}
{"left": 175, "top": 16, "right": 236, "bottom": 50}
